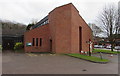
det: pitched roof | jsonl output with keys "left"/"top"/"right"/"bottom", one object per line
{"left": 32, "top": 15, "right": 48, "bottom": 29}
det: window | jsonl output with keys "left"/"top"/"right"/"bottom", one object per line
{"left": 44, "top": 22, "right": 46, "bottom": 24}
{"left": 32, "top": 38, "right": 35, "bottom": 46}
{"left": 39, "top": 20, "right": 49, "bottom": 26}
{"left": 36, "top": 38, "right": 38, "bottom": 46}
{"left": 40, "top": 38, "right": 42, "bottom": 46}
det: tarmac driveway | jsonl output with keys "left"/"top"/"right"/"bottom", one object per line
{"left": 2, "top": 52, "right": 118, "bottom": 74}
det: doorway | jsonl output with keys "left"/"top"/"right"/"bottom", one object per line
{"left": 50, "top": 39, "right": 52, "bottom": 52}
{"left": 79, "top": 27, "right": 82, "bottom": 52}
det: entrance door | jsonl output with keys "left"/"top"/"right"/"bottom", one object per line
{"left": 50, "top": 39, "right": 52, "bottom": 52}
{"left": 2, "top": 39, "right": 14, "bottom": 50}
{"left": 79, "top": 27, "right": 82, "bottom": 52}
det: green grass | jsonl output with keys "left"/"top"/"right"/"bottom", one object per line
{"left": 93, "top": 49, "right": 120, "bottom": 54}
{"left": 65, "top": 53, "right": 109, "bottom": 63}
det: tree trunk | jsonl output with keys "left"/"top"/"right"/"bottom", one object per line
{"left": 110, "top": 37, "right": 114, "bottom": 51}
{"left": 111, "top": 43, "right": 114, "bottom": 51}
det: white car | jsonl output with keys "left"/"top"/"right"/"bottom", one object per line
{"left": 94, "top": 45, "right": 99, "bottom": 48}
{"left": 106, "top": 45, "right": 111, "bottom": 49}
{"left": 99, "top": 45, "right": 103, "bottom": 48}
{"left": 94, "top": 45, "right": 103, "bottom": 48}
{"left": 114, "top": 46, "right": 120, "bottom": 50}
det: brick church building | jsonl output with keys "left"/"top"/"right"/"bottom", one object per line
{"left": 24, "top": 3, "right": 92, "bottom": 53}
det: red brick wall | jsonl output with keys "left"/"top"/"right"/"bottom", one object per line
{"left": 49, "top": 4, "right": 72, "bottom": 53}
{"left": 49, "top": 3, "right": 92, "bottom": 53}
{"left": 24, "top": 3, "right": 93, "bottom": 53}
{"left": 24, "top": 24, "right": 51, "bottom": 52}
{"left": 71, "top": 4, "right": 92, "bottom": 53}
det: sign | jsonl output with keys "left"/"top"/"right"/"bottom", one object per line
{"left": 26, "top": 43, "right": 32, "bottom": 46}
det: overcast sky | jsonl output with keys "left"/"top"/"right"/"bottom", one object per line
{"left": 0, "top": 0, "right": 119, "bottom": 25}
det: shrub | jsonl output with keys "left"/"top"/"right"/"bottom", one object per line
{"left": 0, "top": 45, "right": 2, "bottom": 50}
{"left": 14, "top": 42, "right": 23, "bottom": 50}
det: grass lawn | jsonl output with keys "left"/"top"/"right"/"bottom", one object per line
{"left": 93, "top": 49, "right": 120, "bottom": 54}
{"left": 65, "top": 53, "right": 109, "bottom": 63}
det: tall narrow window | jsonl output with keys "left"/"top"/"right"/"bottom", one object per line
{"left": 40, "top": 38, "right": 42, "bottom": 46}
{"left": 36, "top": 38, "right": 38, "bottom": 46}
{"left": 32, "top": 38, "right": 35, "bottom": 46}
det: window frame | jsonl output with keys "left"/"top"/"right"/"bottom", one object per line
{"left": 36, "top": 38, "right": 38, "bottom": 46}
{"left": 32, "top": 38, "right": 35, "bottom": 46}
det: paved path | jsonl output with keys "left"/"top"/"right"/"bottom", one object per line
{"left": 2, "top": 52, "right": 118, "bottom": 74}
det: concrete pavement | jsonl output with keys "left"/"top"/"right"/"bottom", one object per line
{"left": 2, "top": 52, "right": 118, "bottom": 74}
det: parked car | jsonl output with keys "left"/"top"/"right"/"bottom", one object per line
{"left": 102, "top": 45, "right": 106, "bottom": 48}
{"left": 94, "top": 45, "right": 103, "bottom": 48}
{"left": 106, "top": 45, "right": 111, "bottom": 49}
{"left": 114, "top": 46, "right": 120, "bottom": 50}
{"left": 99, "top": 45, "right": 103, "bottom": 48}
{"left": 94, "top": 45, "right": 99, "bottom": 48}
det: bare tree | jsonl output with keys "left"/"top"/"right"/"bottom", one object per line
{"left": 98, "top": 4, "right": 119, "bottom": 51}
{"left": 117, "top": 2, "right": 120, "bottom": 34}
{"left": 88, "top": 23, "right": 103, "bottom": 37}
{"left": 31, "top": 18, "right": 38, "bottom": 25}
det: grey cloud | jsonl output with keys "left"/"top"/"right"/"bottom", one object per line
{"left": 0, "top": 0, "right": 118, "bottom": 25}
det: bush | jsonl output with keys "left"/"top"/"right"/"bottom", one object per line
{"left": 0, "top": 45, "right": 2, "bottom": 50}
{"left": 14, "top": 42, "right": 23, "bottom": 50}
